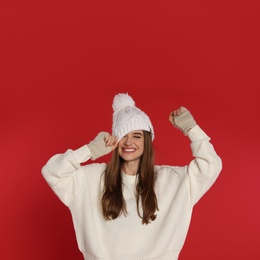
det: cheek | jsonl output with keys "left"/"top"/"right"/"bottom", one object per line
{"left": 118, "top": 141, "right": 124, "bottom": 150}
{"left": 139, "top": 141, "right": 145, "bottom": 152}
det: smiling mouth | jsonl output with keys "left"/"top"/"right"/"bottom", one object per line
{"left": 123, "top": 148, "right": 136, "bottom": 152}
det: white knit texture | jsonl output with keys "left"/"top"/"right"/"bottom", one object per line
{"left": 112, "top": 93, "right": 154, "bottom": 141}
{"left": 41, "top": 125, "right": 222, "bottom": 260}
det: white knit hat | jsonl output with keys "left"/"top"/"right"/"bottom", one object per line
{"left": 112, "top": 93, "right": 154, "bottom": 141}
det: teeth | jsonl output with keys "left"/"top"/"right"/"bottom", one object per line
{"left": 124, "top": 149, "right": 135, "bottom": 152}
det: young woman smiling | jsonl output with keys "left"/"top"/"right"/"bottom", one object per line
{"left": 42, "top": 93, "right": 222, "bottom": 260}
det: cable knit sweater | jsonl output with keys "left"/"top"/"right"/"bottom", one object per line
{"left": 42, "top": 125, "right": 222, "bottom": 260}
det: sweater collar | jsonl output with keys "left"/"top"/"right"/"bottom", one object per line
{"left": 122, "top": 172, "right": 137, "bottom": 184}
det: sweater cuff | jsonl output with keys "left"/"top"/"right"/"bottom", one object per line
{"left": 187, "top": 125, "right": 209, "bottom": 142}
{"left": 72, "top": 145, "right": 92, "bottom": 164}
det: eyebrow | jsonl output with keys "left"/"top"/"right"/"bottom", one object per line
{"left": 132, "top": 132, "right": 143, "bottom": 136}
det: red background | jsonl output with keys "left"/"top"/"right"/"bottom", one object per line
{"left": 1, "top": 1, "right": 259, "bottom": 259}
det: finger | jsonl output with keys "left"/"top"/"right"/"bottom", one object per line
{"left": 170, "top": 110, "right": 177, "bottom": 117}
{"left": 104, "top": 133, "right": 110, "bottom": 142}
{"left": 107, "top": 136, "right": 117, "bottom": 146}
{"left": 169, "top": 114, "right": 175, "bottom": 124}
{"left": 105, "top": 137, "right": 112, "bottom": 146}
{"left": 111, "top": 141, "right": 119, "bottom": 151}
{"left": 104, "top": 135, "right": 112, "bottom": 146}
{"left": 108, "top": 137, "right": 116, "bottom": 146}
{"left": 176, "top": 107, "right": 182, "bottom": 115}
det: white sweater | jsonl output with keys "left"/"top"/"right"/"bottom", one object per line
{"left": 42, "top": 125, "right": 222, "bottom": 260}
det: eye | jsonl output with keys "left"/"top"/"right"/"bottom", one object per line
{"left": 133, "top": 135, "right": 141, "bottom": 139}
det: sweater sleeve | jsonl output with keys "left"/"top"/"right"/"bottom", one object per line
{"left": 41, "top": 145, "right": 92, "bottom": 206}
{"left": 186, "top": 125, "right": 222, "bottom": 205}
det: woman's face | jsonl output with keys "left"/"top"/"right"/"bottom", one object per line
{"left": 118, "top": 130, "right": 144, "bottom": 163}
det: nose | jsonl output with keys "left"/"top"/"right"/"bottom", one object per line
{"left": 124, "top": 136, "right": 132, "bottom": 145}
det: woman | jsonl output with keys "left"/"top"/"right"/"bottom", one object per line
{"left": 42, "top": 93, "right": 222, "bottom": 260}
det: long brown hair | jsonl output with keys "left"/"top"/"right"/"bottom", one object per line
{"left": 101, "top": 131, "right": 158, "bottom": 224}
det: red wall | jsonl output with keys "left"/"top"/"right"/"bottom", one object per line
{"left": 1, "top": 1, "right": 259, "bottom": 259}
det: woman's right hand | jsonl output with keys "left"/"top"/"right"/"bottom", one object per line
{"left": 87, "top": 132, "right": 118, "bottom": 160}
{"left": 104, "top": 133, "right": 118, "bottom": 151}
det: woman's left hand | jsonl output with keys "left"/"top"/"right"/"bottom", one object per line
{"left": 169, "top": 106, "right": 197, "bottom": 135}
{"left": 168, "top": 107, "right": 183, "bottom": 125}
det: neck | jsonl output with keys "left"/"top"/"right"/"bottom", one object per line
{"left": 122, "top": 161, "right": 139, "bottom": 176}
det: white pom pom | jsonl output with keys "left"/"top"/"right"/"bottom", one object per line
{"left": 112, "top": 93, "right": 135, "bottom": 112}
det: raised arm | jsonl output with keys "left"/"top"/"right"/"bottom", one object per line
{"left": 41, "top": 132, "right": 118, "bottom": 205}
{"left": 169, "top": 107, "right": 222, "bottom": 204}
